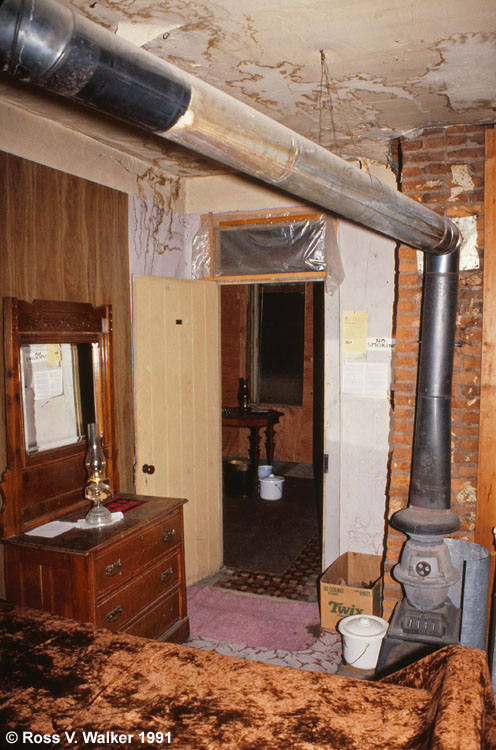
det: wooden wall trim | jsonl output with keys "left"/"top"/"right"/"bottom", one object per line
{"left": 476, "top": 127, "right": 496, "bottom": 578}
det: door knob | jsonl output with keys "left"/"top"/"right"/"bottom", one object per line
{"left": 142, "top": 464, "right": 155, "bottom": 474}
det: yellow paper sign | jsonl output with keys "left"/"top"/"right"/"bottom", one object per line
{"left": 46, "top": 343, "right": 61, "bottom": 365}
{"left": 342, "top": 310, "right": 368, "bottom": 355}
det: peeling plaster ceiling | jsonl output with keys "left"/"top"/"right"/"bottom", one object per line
{"left": 2, "top": 0, "right": 496, "bottom": 177}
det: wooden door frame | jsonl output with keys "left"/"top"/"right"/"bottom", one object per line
{"left": 218, "top": 278, "right": 328, "bottom": 569}
{"left": 476, "top": 127, "right": 496, "bottom": 591}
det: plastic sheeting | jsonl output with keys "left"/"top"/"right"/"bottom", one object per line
{"left": 191, "top": 214, "right": 344, "bottom": 293}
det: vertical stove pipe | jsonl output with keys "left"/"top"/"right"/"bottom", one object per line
{"left": 394, "top": 249, "right": 460, "bottom": 533}
{"left": 411, "top": 250, "right": 459, "bottom": 513}
{"left": 391, "top": 249, "right": 462, "bottom": 619}
{"left": 0, "top": 0, "right": 464, "bottom": 621}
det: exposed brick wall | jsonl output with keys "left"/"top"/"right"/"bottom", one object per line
{"left": 383, "top": 124, "right": 490, "bottom": 620}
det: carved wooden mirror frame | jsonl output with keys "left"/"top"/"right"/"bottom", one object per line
{"left": 0, "top": 298, "right": 118, "bottom": 538}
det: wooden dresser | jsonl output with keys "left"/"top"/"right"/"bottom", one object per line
{"left": 3, "top": 494, "right": 189, "bottom": 642}
{"left": 0, "top": 299, "right": 189, "bottom": 643}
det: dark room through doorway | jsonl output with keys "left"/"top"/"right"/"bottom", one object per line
{"left": 218, "top": 280, "right": 325, "bottom": 601}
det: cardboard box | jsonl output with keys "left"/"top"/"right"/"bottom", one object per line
{"left": 320, "top": 552, "right": 383, "bottom": 631}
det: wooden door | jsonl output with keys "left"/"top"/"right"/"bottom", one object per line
{"left": 133, "top": 275, "right": 222, "bottom": 585}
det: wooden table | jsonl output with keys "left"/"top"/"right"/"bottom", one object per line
{"left": 222, "top": 407, "right": 284, "bottom": 494}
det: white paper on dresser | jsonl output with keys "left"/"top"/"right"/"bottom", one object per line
{"left": 26, "top": 521, "right": 77, "bottom": 538}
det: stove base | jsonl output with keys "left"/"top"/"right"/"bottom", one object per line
{"left": 388, "top": 597, "right": 461, "bottom": 645}
{"left": 375, "top": 598, "right": 461, "bottom": 679}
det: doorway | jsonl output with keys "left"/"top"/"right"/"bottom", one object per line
{"left": 218, "top": 280, "right": 325, "bottom": 601}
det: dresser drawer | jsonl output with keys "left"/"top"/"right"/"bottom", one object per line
{"left": 96, "top": 549, "right": 181, "bottom": 631}
{"left": 94, "top": 511, "right": 182, "bottom": 596}
{"left": 123, "top": 588, "right": 182, "bottom": 640}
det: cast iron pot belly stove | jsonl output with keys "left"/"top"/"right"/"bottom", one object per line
{"left": 377, "top": 248, "right": 462, "bottom": 673}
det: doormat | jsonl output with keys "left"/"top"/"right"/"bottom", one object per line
{"left": 187, "top": 585, "right": 321, "bottom": 651}
{"left": 186, "top": 585, "right": 342, "bottom": 673}
{"left": 104, "top": 496, "right": 150, "bottom": 514}
{"left": 214, "top": 534, "right": 321, "bottom": 601}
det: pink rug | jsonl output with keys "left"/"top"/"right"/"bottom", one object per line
{"left": 187, "top": 585, "right": 321, "bottom": 651}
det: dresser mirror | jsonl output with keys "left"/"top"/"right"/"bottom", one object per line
{"left": 20, "top": 341, "right": 98, "bottom": 454}
{"left": 0, "top": 298, "right": 118, "bottom": 538}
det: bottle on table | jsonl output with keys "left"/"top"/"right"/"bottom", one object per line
{"left": 237, "top": 378, "right": 250, "bottom": 411}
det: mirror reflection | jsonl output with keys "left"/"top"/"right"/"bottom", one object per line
{"left": 20, "top": 342, "right": 97, "bottom": 453}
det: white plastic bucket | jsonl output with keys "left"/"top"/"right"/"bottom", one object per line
{"left": 338, "top": 615, "right": 389, "bottom": 670}
{"left": 259, "top": 473, "right": 284, "bottom": 500}
{"left": 258, "top": 464, "right": 272, "bottom": 479}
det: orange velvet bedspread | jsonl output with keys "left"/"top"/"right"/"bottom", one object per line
{"left": 0, "top": 603, "right": 495, "bottom": 749}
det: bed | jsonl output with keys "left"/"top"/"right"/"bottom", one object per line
{"left": 1, "top": 602, "right": 495, "bottom": 749}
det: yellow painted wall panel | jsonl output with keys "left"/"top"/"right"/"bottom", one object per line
{"left": 133, "top": 275, "right": 222, "bottom": 584}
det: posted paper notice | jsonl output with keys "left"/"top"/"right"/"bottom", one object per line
{"left": 342, "top": 361, "right": 389, "bottom": 398}
{"left": 342, "top": 310, "right": 368, "bottom": 356}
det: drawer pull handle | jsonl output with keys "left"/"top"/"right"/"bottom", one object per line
{"left": 106, "top": 605, "right": 123, "bottom": 623}
{"left": 162, "top": 529, "right": 176, "bottom": 543}
{"left": 105, "top": 558, "right": 122, "bottom": 577}
{"left": 161, "top": 567, "right": 174, "bottom": 582}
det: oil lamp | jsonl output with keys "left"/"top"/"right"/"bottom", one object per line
{"left": 84, "top": 423, "right": 113, "bottom": 526}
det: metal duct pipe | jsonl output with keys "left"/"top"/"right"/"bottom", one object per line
{"left": 0, "top": 0, "right": 461, "bottom": 255}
